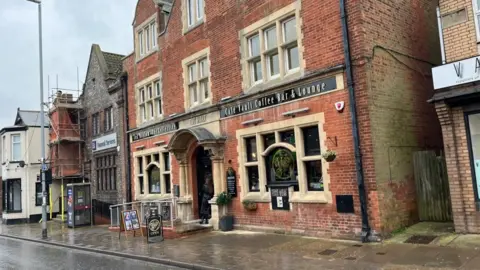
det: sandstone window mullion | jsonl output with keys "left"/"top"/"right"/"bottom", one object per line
{"left": 160, "top": 152, "right": 167, "bottom": 194}
{"left": 256, "top": 133, "right": 267, "bottom": 194}
{"left": 294, "top": 126, "right": 307, "bottom": 194}
{"left": 274, "top": 131, "right": 281, "bottom": 143}
{"left": 143, "top": 155, "right": 149, "bottom": 195}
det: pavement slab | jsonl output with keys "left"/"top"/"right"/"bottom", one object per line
{"left": 1, "top": 222, "right": 480, "bottom": 269}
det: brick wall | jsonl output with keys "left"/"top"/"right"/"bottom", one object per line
{"left": 353, "top": 0, "right": 443, "bottom": 232}
{"left": 125, "top": 0, "right": 444, "bottom": 237}
{"left": 440, "top": 0, "right": 478, "bottom": 62}
{"left": 435, "top": 102, "right": 480, "bottom": 233}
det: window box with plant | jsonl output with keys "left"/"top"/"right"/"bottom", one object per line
{"left": 216, "top": 191, "right": 234, "bottom": 231}
{"left": 242, "top": 200, "right": 257, "bottom": 211}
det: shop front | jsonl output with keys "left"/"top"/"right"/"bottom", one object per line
{"left": 130, "top": 111, "right": 227, "bottom": 229}
{"left": 218, "top": 71, "right": 363, "bottom": 237}
{"left": 431, "top": 55, "right": 480, "bottom": 233}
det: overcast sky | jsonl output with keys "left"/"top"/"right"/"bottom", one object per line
{"left": 0, "top": 0, "right": 136, "bottom": 128}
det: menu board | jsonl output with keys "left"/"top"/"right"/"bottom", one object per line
{"left": 270, "top": 187, "right": 290, "bottom": 210}
{"left": 226, "top": 168, "right": 237, "bottom": 197}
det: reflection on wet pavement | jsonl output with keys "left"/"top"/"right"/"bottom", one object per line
{"left": 0, "top": 237, "right": 184, "bottom": 270}
{"left": 0, "top": 222, "right": 479, "bottom": 269}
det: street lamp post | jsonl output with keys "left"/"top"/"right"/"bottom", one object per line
{"left": 27, "top": 0, "right": 47, "bottom": 239}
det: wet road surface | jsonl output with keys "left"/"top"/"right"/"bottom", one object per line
{"left": 0, "top": 237, "right": 185, "bottom": 270}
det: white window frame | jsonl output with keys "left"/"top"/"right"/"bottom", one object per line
{"left": 11, "top": 134, "right": 21, "bottom": 161}
{"left": 237, "top": 113, "right": 331, "bottom": 204}
{"left": 184, "top": 0, "right": 205, "bottom": 32}
{"left": 239, "top": 2, "right": 303, "bottom": 91}
{"left": 182, "top": 48, "right": 211, "bottom": 110}
{"left": 135, "top": 150, "right": 172, "bottom": 198}
{"left": 473, "top": 0, "right": 480, "bottom": 41}
{"left": 136, "top": 17, "right": 158, "bottom": 59}
{"left": 137, "top": 78, "right": 163, "bottom": 124}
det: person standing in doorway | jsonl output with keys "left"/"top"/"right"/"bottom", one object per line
{"left": 199, "top": 173, "right": 214, "bottom": 224}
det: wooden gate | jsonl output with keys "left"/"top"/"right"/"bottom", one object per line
{"left": 413, "top": 151, "right": 452, "bottom": 222}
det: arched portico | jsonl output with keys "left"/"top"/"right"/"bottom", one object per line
{"left": 168, "top": 127, "right": 226, "bottom": 228}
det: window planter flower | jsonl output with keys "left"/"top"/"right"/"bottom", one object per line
{"left": 242, "top": 200, "right": 257, "bottom": 211}
{"left": 322, "top": 150, "right": 337, "bottom": 162}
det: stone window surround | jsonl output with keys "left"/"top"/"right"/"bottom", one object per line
{"left": 182, "top": 0, "right": 206, "bottom": 35}
{"left": 133, "top": 146, "right": 172, "bottom": 201}
{"left": 135, "top": 72, "right": 163, "bottom": 126}
{"left": 239, "top": 1, "right": 305, "bottom": 94}
{"left": 182, "top": 47, "right": 212, "bottom": 111}
{"left": 135, "top": 14, "right": 158, "bottom": 62}
{"left": 236, "top": 112, "right": 331, "bottom": 205}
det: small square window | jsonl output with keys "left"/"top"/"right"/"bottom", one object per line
{"left": 148, "top": 85, "right": 153, "bottom": 99}
{"left": 188, "top": 63, "right": 197, "bottom": 82}
{"left": 247, "top": 166, "right": 260, "bottom": 192}
{"left": 251, "top": 60, "right": 263, "bottom": 83}
{"left": 286, "top": 45, "right": 300, "bottom": 71}
{"left": 197, "top": 0, "right": 204, "bottom": 20}
{"left": 165, "top": 174, "right": 171, "bottom": 194}
{"left": 302, "top": 126, "right": 320, "bottom": 156}
{"left": 140, "top": 88, "right": 145, "bottom": 103}
{"left": 283, "top": 17, "right": 297, "bottom": 43}
{"left": 155, "top": 81, "right": 161, "bottom": 96}
{"left": 153, "top": 153, "right": 160, "bottom": 162}
{"left": 248, "top": 34, "right": 260, "bottom": 57}
{"left": 163, "top": 152, "right": 170, "bottom": 171}
{"left": 264, "top": 26, "right": 277, "bottom": 50}
{"left": 280, "top": 129, "right": 295, "bottom": 146}
{"left": 245, "top": 137, "right": 257, "bottom": 162}
{"left": 199, "top": 58, "right": 208, "bottom": 78}
{"left": 189, "top": 85, "right": 198, "bottom": 104}
{"left": 139, "top": 176, "right": 144, "bottom": 194}
{"left": 267, "top": 53, "right": 280, "bottom": 77}
{"left": 187, "top": 0, "right": 195, "bottom": 26}
{"left": 306, "top": 160, "right": 323, "bottom": 191}
{"left": 263, "top": 133, "right": 276, "bottom": 149}
{"left": 137, "top": 157, "right": 143, "bottom": 173}
{"left": 156, "top": 99, "right": 162, "bottom": 115}
{"left": 149, "top": 102, "right": 154, "bottom": 119}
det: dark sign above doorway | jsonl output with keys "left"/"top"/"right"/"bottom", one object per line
{"left": 220, "top": 77, "right": 337, "bottom": 118}
{"left": 131, "top": 122, "right": 179, "bottom": 142}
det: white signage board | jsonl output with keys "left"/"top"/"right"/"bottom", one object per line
{"left": 432, "top": 56, "right": 480, "bottom": 89}
{"left": 92, "top": 133, "right": 117, "bottom": 152}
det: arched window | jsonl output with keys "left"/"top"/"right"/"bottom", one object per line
{"left": 148, "top": 165, "right": 161, "bottom": 194}
{"left": 265, "top": 147, "right": 299, "bottom": 191}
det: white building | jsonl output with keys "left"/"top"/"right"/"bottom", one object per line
{"left": 1, "top": 109, "right": 59, "bottom": 224}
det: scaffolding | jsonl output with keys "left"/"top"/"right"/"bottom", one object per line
{"left": 48, "top": 87, "right": 84, "bottom": 180}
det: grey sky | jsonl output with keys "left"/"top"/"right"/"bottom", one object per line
{"left": 0, "top": 0, "right": 136, "bottom": 128}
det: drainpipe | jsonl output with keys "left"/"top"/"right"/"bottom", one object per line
{"left": 122, "top": 74, "right": 132, "bottom": 203}
{"left": 436, "top": 6, "right": 446, "bottom": 64}
{"left": 340, "top": 0, "right": 371, "bottom": 242}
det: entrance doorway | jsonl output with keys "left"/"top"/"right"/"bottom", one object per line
{"left": 195, "top": 146, "right": 213, "bottom": 216}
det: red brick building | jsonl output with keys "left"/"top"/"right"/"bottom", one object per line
{"left": 125, "top": 0, "right": 442, "bottom": 240}
{"left": 430, "top": 0, "right": 480, "bottom": 233}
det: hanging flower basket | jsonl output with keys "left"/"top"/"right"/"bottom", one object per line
{"left": 322, "top": 150, "right": 337, "bottom": 162}
{"left": 242, "top": 200, "right": 257, "bottom": 211}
